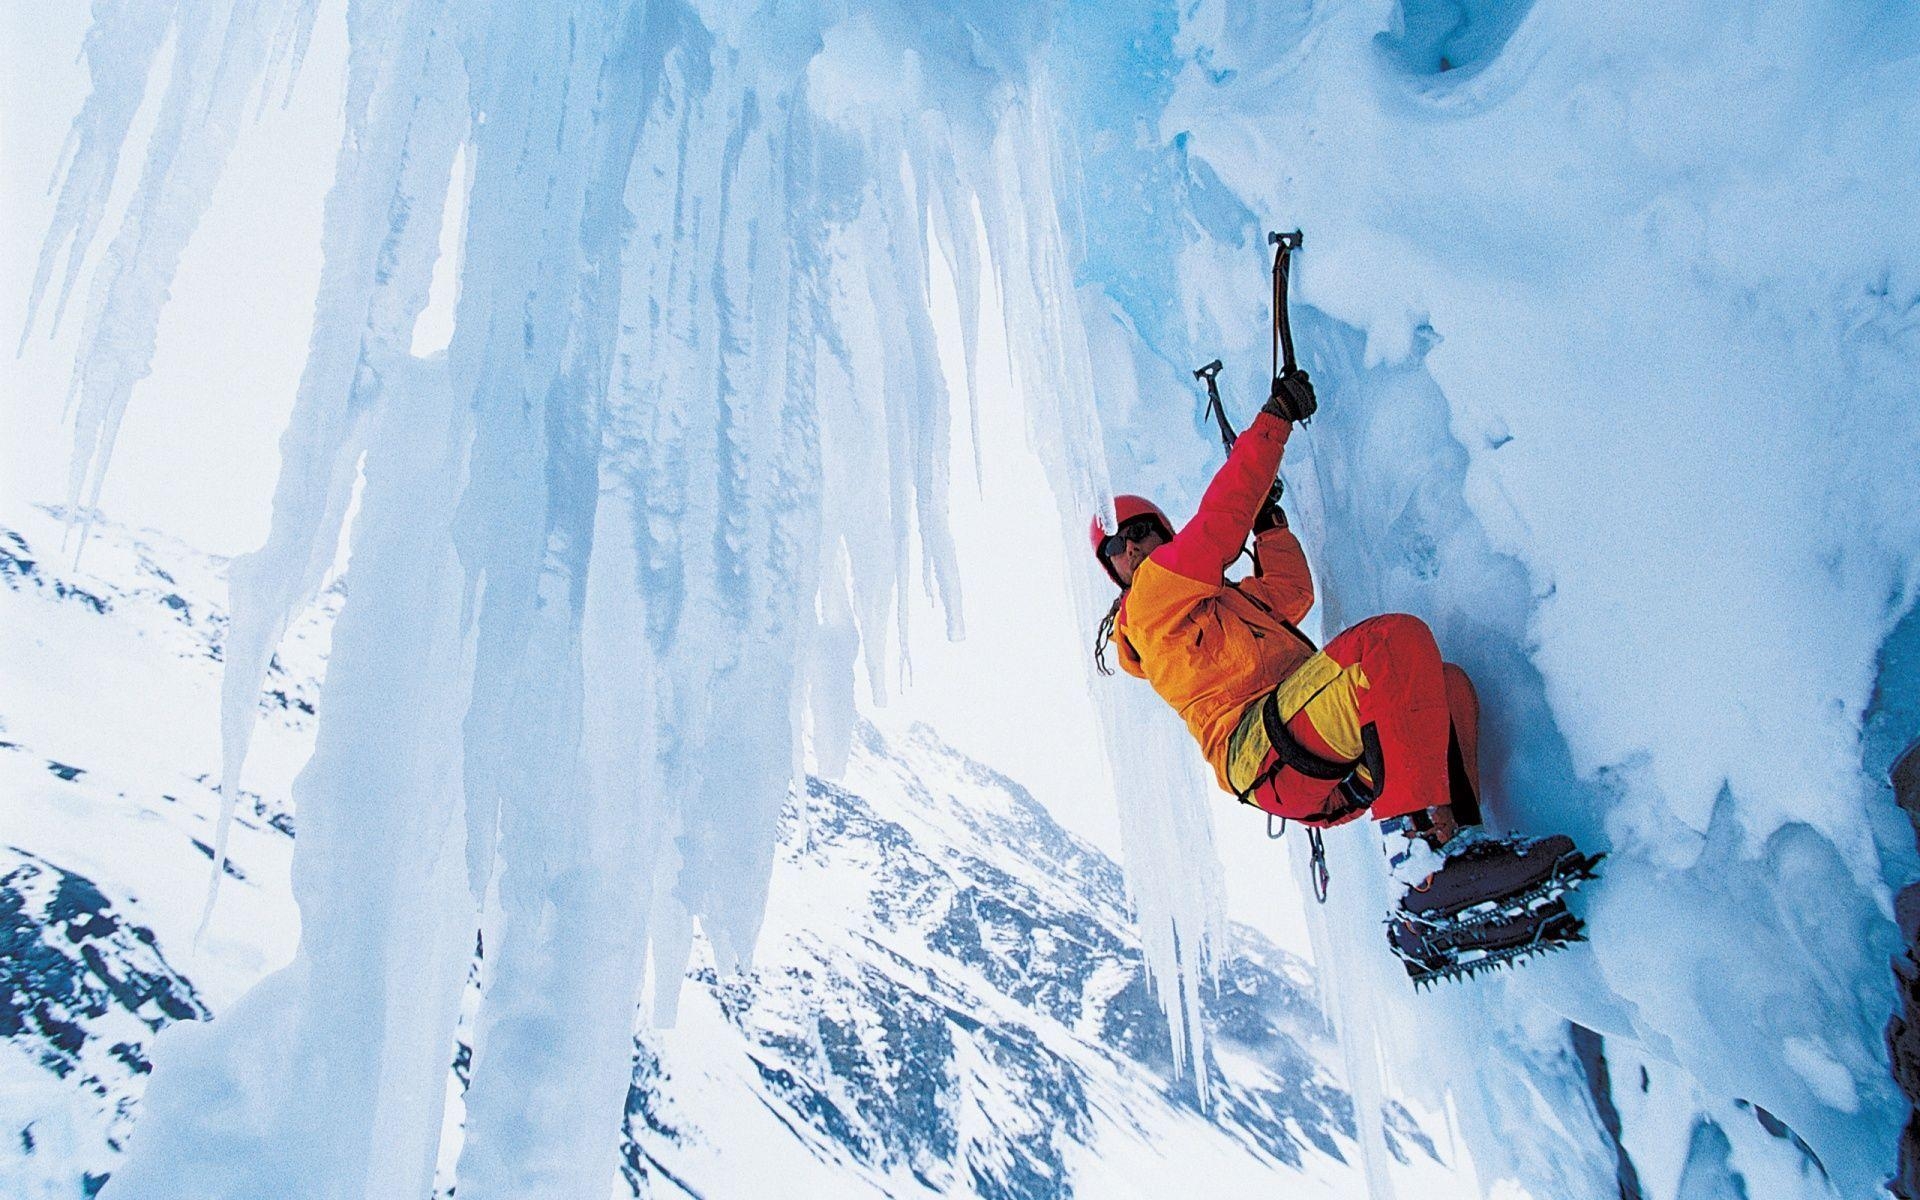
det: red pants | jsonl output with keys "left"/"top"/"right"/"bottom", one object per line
{"left": 1250, "top": 613, "right": 1480, "bottom": 824}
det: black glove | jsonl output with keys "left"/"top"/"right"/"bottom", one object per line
{"left": 1262, "top": 367, "right": 1316, "bottom": 423}
{"left": 1253, "top": 479, "right": 1287, "bottom": 533}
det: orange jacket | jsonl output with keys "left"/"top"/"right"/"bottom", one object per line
{"left": 1114, "top": 412, "right": 1315, "bottom": 792}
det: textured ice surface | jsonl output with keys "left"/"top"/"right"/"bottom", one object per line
{"left": 1149, "top": 3, "right": 1920, "bottom": 1197}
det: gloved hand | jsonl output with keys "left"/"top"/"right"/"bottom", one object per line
{"left": 1262, "top": 367, "right": 1316, "bottom": 423}
{"left": 1253, "top": 479, "right": 1287, "bottom": 533}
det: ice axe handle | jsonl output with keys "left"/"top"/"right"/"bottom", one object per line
{"left": 1268, "top": 229, "right": 1303, "bottom": 384}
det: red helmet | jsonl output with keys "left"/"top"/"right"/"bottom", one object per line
{"left": 1089, "top": 494, "right": 1174, "bottom": 586}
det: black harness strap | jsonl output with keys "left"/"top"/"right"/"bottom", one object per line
{"left": 1236, "top": 682, "right": 1371, "bottom": 909}
{"left": 1260, "top": 690, "right": 1358, "bottom": 781}
{"left": 1360, "top": 722, "right": 1387, "bottom": 799}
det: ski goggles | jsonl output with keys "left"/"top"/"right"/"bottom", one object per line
{"left": 1098, "top": 517, "right": 1164, "bottom": 561}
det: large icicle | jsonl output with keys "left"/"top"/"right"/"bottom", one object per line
{"left": 976, "top": 81, "right": 1231, "bottom": 1092}
{"left": 106, "top": 354, "right": 479, "bottom": 1199}
{"left": 441, "top": 3, "right": 675, "bottom": 1192}
{"left": 209, "top": 0, "right": 468, "bottom": 932}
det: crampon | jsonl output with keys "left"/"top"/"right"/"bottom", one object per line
{"left": 1387, "top": 832, "right": 1605, "bottom": 988}
{"left": 1390, "top": 901, "right": 1587, "bottom": 987}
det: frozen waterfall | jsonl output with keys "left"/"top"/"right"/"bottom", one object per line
{"left": 25, "top": 0, "right": 1920, "bottom": 1197}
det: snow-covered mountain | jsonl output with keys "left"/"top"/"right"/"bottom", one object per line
{"left": 0, "top": 503, "right": 1457, "bottom": 1197}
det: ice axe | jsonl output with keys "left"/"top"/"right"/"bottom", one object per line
{"left": 1267, "top": 229, "right": 1303, "bottom": 413}
{"left": 1192, "top": 358, "right": 1236, "bottom": 453}
{"left": 1190, "top": 356, "right": 1269, "bottom": 573}
{"left": 1191, "top": 227, "right": 1308, "bottom": 450}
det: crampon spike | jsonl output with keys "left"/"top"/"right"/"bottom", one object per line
{"left": 1390, "top": 903, "right": 1588, "bottom": 987}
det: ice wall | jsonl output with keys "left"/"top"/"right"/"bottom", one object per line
{"left": 1137, "top": 1, "right": 1920, "bottom": 1197}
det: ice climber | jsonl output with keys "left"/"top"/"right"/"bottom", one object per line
{"left": 1090, "top": 367, "right": 1600, "bottom": 985}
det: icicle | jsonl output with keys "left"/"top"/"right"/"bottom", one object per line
{"left": 973, "top": 78, "right": 1228, "bottom": 1097}
{"left": 19, "top": 0, "right": 179, "bottom": 355}
{"left": 818, "top": 197, "right": 904, "bottom": 706}
{"left": 889, "top": 140, "right": 965, "bottom": 640}
{"left": 809, "top": 544, "right": 861, "bottom": 778}
{"left": 259, "top": 0, "right": 321, "bottom": 114}
{"left": 204, "top": 0, "right": 468, "bottom": 938}
{"left": 855, "top": 191, "right": 922, "bottom": 691}
{"left": 106, "top": 354, "right": 481, "bottom": 1200}
{"left": 56, "top": 0, "right": 301, "bottom": 560}
{"left": 922, "top": 123, "right": 987, "bottom": 496}
{"left": 1092, "top": 683, "right": 1229, "bottom": 1097}
{"left": 29, "top": 0, "right": 430, "bottom": 935}
{"left": 447, "top": 2, "right": 838, "bottom": 1190}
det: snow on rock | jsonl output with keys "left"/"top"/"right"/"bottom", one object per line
{"left": 0, "top": 848, "right": 207, "bottom": 1185}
